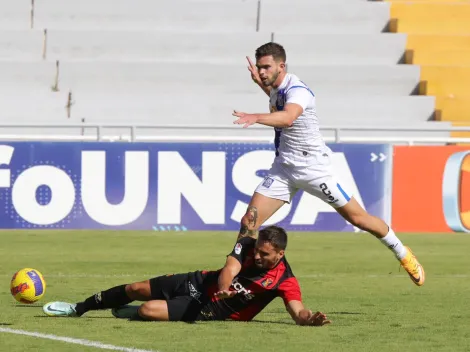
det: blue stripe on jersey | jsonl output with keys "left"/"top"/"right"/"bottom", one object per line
{"left": 285, "top": 85, "right": 315, "bottom": 97}
{"left": 274, "top": 128, "right": 282, "bottom": 156}
{"left": 337, "top": 183, "right": 351, "bottom": 202}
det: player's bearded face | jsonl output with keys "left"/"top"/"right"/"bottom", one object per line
{"left": 256, "top": 56, "right": 283, "bottom": 87}
{"left": 254, "top": 241, "right": 285, "bottom": 269}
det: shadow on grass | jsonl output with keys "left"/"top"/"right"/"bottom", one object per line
{"left": 33, "top": 316, "right": 115, "bottom": 319}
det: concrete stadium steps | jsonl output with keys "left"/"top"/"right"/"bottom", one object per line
{"left": 259, "top": 1, "right": 390, "bottom": 34}
{"left": 0, "top": 0, "right": 30, "bottom": 30}
{"left": 0, "top": 84, "right": 435, "bottom": 124}
{"left": 405, "top": 35, "right": 470, "bottom": 65}
{"left": 274, "top": 33, "right": 407, "bottom": 65}
{"left": 406, "top": 50, "right": 470, "bottom": 66}
{"left": 0, "top": 61, "right": 56, "bottom": 87}
{"left": 24, "top": 0, "right": 390, "bottom": 34}
{"left": 0, "top": 30, "right": 44, "bottom": 61}
{"left": 0, "top": 0, "right": 446, "bottom": 140}
{"left": 387, "top": 0, "right": 470, "bottom": 135}
{"left": 434, "top": 96, "right": 470, "bottom": 122}
{"left": 0, "top": 30, "right": 409, "bottom": 65}
{"left": 419, "top": 66, "right": 470, "bottom": 97}
{"left": 25, "top": 62, "right": 418, "bottom": 97}
{"left": 33, "top": 0, "right": 259, "bottom": 32}
{"left": 280, "top": 64, "right": 421, "bottom": 96}
{"left": 16, "top": 92, "right": 433, "bottom": 124}
{"left": 389, "top": 2, "right": 470, "bottom": 35}
{"left": 0, "top": 89, "right": 71, "bottom": 121}
{"left": 41, "top": 31, "right": 407, "bottom": 65}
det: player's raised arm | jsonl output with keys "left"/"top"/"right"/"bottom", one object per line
{"left": 247, "top": 56, "right": 271, "bottom": 97}
{"left": 286, "top": 300, "right": 331, "bottom": 327}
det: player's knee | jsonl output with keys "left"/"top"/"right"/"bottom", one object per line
{"left": 125, "top": 281, "right": 151, "bottom": 300}
{"left": 138, "top": 301, "right": 167, "bottom": 321}
{"left": 137, "top": 303, "right": 152, "bottom": 320}
{"left": 241, "top": 213, "right": 257, "bottom": 230}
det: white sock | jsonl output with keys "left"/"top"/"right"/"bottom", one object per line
{"left": 380, "top": 228, "right": 407, "bottom": 260}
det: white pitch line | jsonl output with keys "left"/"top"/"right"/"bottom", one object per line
{"left": 0, "top": 327, "right": 158, "bottom": 352}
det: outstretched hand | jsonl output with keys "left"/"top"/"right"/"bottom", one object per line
{"left": 233, "top": 110, "right": 258, "bottom": 128}
{"left": 246, "top": 56, "right": 261, "bottom": 85}
{"left": 298, "top": 310, "right": 331, "bottom": 327}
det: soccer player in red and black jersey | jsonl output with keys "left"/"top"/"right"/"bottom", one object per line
{"left": 43, "top": 226, "right": 330, "bottom": 327}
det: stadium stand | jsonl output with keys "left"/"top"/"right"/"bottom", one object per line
{"left": 0, "top": 0, "right": 465, "bottom": 142}
{"left": 387, "top": 0, "right": 470, "bottom": 141}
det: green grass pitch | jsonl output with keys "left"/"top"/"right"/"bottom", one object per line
{"left": 1, "top": 230, "right": 469, "bottom": 352}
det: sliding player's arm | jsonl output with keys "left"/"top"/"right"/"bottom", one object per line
{"left": 286, "top": 300, "right": 331, "bottom": 327}
{"left": 215, "top": 239, "right": 250, "bottom": 299}
{"left": 278, "top": 277, "right": 331, "bottom": 326}
{"left": 215, "top": 256, "right": 241, "bottom": 298}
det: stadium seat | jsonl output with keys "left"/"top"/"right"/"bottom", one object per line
{"left": 259, "top": 1, "right": 390, "bottom": 33}
{"left": 387, "top": 0, "right": 470, "bottom": 140}
{"left": 33, "top": 0, "right": 259, "bottom": 32}
{"left": 0, "top": 0, "right": 30, "bottom": 30}
{"left": 38, "top": 62, "right": 421, "bottom": 96}
{"left": 389, "top": 2, "right": 470, "bottom": 35}
{"left": 405, "top": 35, "right": 470, "bottom": 66}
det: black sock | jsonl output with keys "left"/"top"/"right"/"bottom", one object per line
{"left": 75, "top": 284, "right": 132, "bottom": 316}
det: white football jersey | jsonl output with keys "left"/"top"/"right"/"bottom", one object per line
{"left": 269, "top": 73, "right": 328, "bottom": 166}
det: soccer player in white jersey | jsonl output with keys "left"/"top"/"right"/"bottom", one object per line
{"left": 232, "top": 42, "right": 425, "bottom": 287}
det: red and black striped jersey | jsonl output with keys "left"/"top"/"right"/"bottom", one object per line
{"left": 198, "top": 237, "right": 302, "bottom": 321}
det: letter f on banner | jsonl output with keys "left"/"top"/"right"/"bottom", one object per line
{"left": 0, "top": 145, "right": 14, "bottom": 187}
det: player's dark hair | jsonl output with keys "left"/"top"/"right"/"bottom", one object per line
{"left": 255, "top": 42, "right": 286, "bottom": 63}
{"left": 258, "top": 225, "right": 288, "bottom": 251}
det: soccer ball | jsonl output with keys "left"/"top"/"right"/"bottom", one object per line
{"left": 10, "top": 268, "right": 46, "bottom": 304}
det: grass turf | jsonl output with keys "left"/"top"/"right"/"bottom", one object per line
{"left": 1, "top": 230, "right": 469, "bottom": 352}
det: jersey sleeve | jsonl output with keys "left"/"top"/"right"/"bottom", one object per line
{"left": 227, "top": 237, "right": 254, "bottom": 265}
{"left": 285, "top": 86, "right": 313, "bottom": 111}
{"left": 277, "top": 277, "right": 302, "bottom": 305}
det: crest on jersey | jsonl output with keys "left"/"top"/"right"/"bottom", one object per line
{"left": 234, "top": 243, "right": 242, "bottom": 255}
{"left": 262, "top": 177, "right": 274, "bottom": 188}
{"left": 261, "top": 278, "right": 273, "bottom": 288}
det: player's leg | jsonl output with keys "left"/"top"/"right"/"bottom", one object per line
{"left": 137, "top": 296, "right": 202, "bottom": 321}
{"left": 137, "top": 300, "right": 169, "bottom": 321}
{"left": 301, "top": 172, "right": 425, "bottom": 286}
{"left": 43, "top": 274, "right": 188, "bottom": 317}
{"left": 335, "top": 196, "right": 424, "bottom": 286}
{"left": 43, "top": 281, "right": 148, "bottom": 317}
{"left": 238, "top": 192, "right": 286, "bottom": 239}
{"left": 238, "top": 162, "right": 297, "bottom": 239}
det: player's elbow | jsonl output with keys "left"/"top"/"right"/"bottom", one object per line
{"left": 283, "top": 114, "right": 296, "bottom": 127}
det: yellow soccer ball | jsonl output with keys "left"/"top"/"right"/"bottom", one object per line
{"left": 10, "top": 268, "right": 46, "bottom": 304}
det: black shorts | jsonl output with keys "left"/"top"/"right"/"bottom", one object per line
{"left": 149, "top": 272, "right": 208, "bottom": 322}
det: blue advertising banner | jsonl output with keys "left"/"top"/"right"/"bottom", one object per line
{"left": 0, "top": 142, "right": 392, "bottom": 231}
